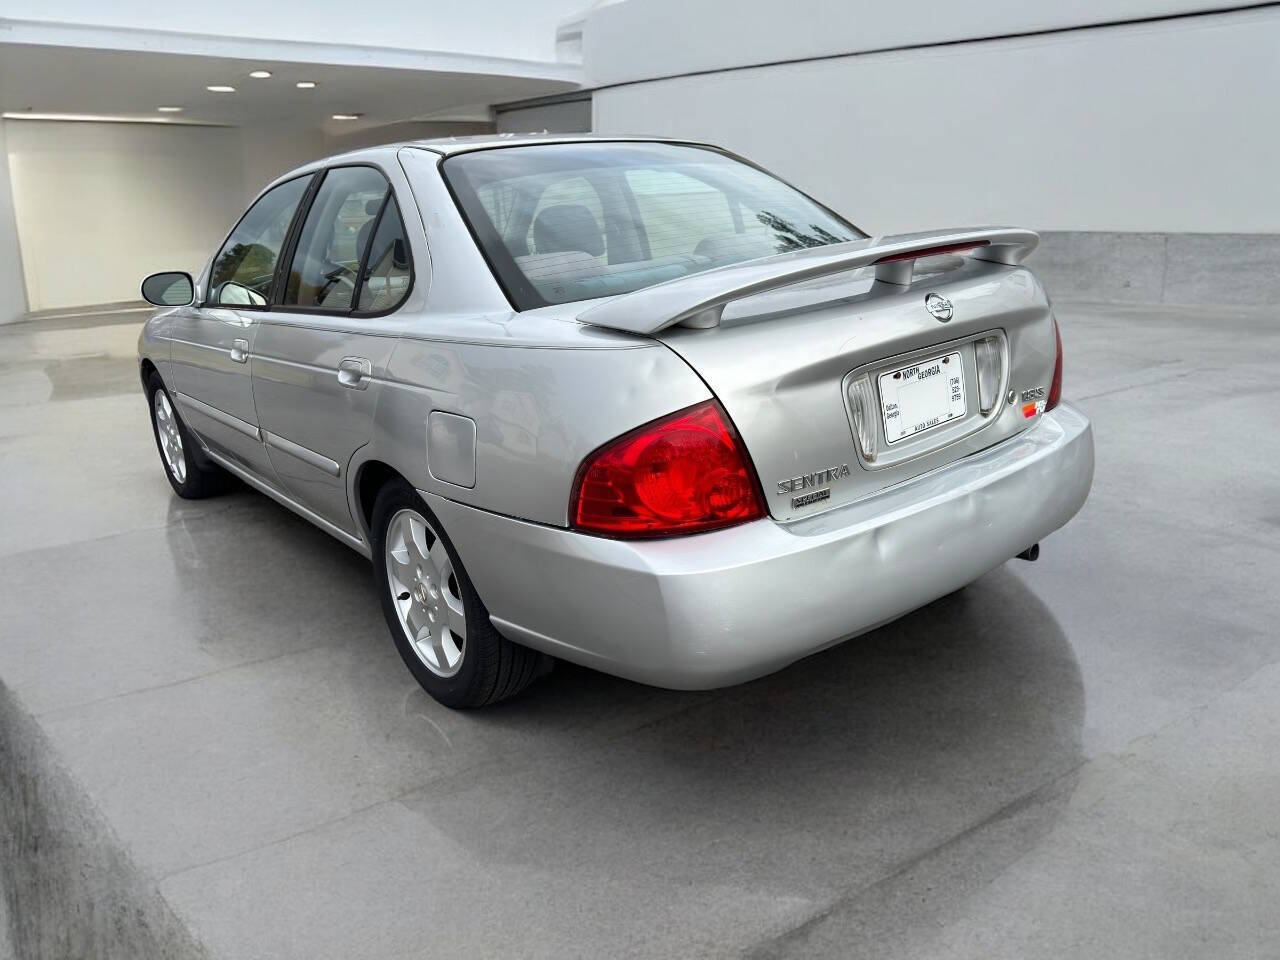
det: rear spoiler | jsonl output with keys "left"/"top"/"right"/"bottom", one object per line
{"left": 577, "top": 227, "right": 1039, "bottom": 335}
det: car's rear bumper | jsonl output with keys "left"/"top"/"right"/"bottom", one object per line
{"left": 425, "top": 402, "right": 1094, "bottom": 689}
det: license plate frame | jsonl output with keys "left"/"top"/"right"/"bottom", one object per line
{"left": 878, "top": 351, "right": 967, "bottom": 444}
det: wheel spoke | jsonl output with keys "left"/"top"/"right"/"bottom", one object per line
{"left": 407, "top": 517, "right": 430, "bottom": 565}
{"left": 427, "top": 537, "right": 450, "bottom": 578}
{"left": 428, "top": 627, "right": 451, "bottom": 670}
{"left": 403, "top": 600, "right": 426, "bottom": 639}
{"left": 444, "top": 591, "right": 466, "bottom": 638}
{"left": 387, "top": 550, "right": 415, "bottom": 590}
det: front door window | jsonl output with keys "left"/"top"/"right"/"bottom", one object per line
{"left": 207, "top": 175, "right": 311, "bottom": 306}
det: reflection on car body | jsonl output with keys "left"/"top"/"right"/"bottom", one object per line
{"left": 137, "top": 135, "right": 1093, "bottom": 708}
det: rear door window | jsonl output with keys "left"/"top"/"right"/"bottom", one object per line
{"left": 282, "top": 166, "right": 388, "bottom": 311}
{"left": 356, "top": 197, "right": 412, "bottom": 313}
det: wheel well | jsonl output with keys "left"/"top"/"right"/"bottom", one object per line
{"left": 140, "top": 358, "right": 158, "bottom": 390}
{"left": 356, "top": 460, "right": 404, "bottom": 535}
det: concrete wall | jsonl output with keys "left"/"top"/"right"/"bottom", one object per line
{"left": 1034, "top": 232, "right": 1280, "bottom": 305}
{"left": 322, "top": 120, "right": 496, "bottom": 158}
{"left": 0, "top": 123, "right": 26, "bottom": 324}
{"left": 4, "top": 120, "right": 245, "bottom": 312}
{"left": 496, "top": 97, "right": 592, "bottom": 134}
{"left": 590, "top": 5, "right": 1280, "bottom": 236}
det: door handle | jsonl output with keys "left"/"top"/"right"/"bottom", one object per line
{"left": 337, "top": 356, "right": 372, "bottom": 390}
{"left": 230, "top": 339, "right": 249, "bottom": 364}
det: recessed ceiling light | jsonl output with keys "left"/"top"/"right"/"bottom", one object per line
{"left": 249, "top": 70, "right": 272, "bottom": 79}
{"left": 332, "top": 113, "right": 362, "bottom": 121}
{"left": 206, "top": 85, "right": 236, "bottom": 93}
{"left": 157, "top": 106, "right": 184, "bottom": 113}
{"left": 296, "top": 81, "right": 317, "bottom": 89}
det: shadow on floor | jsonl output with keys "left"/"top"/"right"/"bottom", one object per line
{"left": 161, "top": 483, "right": 1085, "bottom": 938}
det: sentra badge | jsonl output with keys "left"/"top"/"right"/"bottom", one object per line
{"left": 777, "top": 464, "right": 851, "bottom": 495}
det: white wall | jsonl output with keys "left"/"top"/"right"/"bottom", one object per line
{"left": 5, "top": 120, "right": 245, "bottom": 311}
{"left": 591, "top": 6, "right": 1280, "bottom": 234}
{"left": 583, "top": 0, "right": 1251, "bottom": 86}
{"left": 240, "top": 126, "right": 327, "bottom": 201}
{"left": 0, "top": 123, "right": 27, "bottom": 323}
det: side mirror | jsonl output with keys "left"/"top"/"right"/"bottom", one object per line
{"left": 141, "top": 271, "right": 195, "bottom": 307}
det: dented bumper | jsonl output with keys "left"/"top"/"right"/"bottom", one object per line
{"left": 425, "top": 403, "right": 1094, "bottom": 690}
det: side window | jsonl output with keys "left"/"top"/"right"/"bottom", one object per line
{"left": 282, "top": 166, "right": 388, "bottom": 311}
{"left": 208, "top": 175, "right": 310, "bottom": 306}
{"left": 357, "top": 197, "right": 412, "bottom": 313}
{"left": 624, "top": 169, "right": 735, "bottom": 259}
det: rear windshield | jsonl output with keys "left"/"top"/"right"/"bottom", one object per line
{"left": 442, "top": 142, "right": 864, "bottom": 310}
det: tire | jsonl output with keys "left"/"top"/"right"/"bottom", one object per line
{"left": 145, "top": 371, "right": 236, "bottom": 499}
{"left": 371, "top": 478, "right": 550, "bottom": 708}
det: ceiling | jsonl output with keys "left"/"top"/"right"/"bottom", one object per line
{"left": 0, "top": 42, "right": 581, "bottom": 135}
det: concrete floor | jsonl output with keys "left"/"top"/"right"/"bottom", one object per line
{"left": 0, "top": 300, "right": 1278, "bottom": 958}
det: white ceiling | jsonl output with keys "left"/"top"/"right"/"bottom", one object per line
{"left": 0, "top": 42, "right": 580, "bottom": 135}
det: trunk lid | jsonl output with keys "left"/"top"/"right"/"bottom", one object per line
{"left": 651, "top": 258, "right": 1057, "bottom": 521}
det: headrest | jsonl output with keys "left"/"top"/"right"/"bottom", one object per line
{"left": 532, "top": 203, "right": 604, "bottom": 257}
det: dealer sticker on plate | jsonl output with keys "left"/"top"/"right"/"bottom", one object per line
{"left": 879, "top": 351, "right": 966, "bottom": 444}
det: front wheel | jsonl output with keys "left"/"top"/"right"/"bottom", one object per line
{"left": 145, "top": 371, "right": 235, "bottom": 499}
{"left": 371, "top": 479, "right": 549, "bottom": 708}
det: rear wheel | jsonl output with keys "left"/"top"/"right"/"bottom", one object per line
{"left": 145, "top": 371, "right": 235, "bottom": 499}
{"left": 371, "top": 479, "right": 549, "bottom": 708}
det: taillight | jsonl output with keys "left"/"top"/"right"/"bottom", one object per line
{"left": 1046, "top": 318, "right": 1064, "bottom": 411}
{"left": 571, "top": 400, "right": 765, "bottom": 538}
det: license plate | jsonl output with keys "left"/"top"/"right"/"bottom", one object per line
{"left": 879, "top": 351, "right": 966, "bottom": 444}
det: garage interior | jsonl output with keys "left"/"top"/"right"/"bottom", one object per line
{"left": 2, "top": 3, "right": 1278, "bottom": 959}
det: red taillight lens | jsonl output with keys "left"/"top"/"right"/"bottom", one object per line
{"left": 571, "top": 400, "right": 765, "bottom": 538}
{"left": 1046, "top": 318, "right": 1064, "bottom": 411}
{"left": 872, "top": 240, "right": 988, "bottom": 264}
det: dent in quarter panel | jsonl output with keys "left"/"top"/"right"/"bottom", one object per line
{"left": 377, "top": 339, "right": 711, "bottom": 526}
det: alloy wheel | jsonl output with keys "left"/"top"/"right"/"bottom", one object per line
{"left": 153, "top": 390, "right": 187, "bottom": 483}
{"left": 384, "top": 508, "right": 466, "bottom": 677}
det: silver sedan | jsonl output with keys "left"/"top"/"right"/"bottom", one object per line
{"left": 137, "top": 135, "right": 1093, "bottom": 708}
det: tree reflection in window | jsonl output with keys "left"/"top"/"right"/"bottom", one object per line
{"left": 757, "top": 211, "right": 848, "bottom": 253}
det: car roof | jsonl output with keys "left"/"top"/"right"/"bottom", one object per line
{"left": 260, "top": 134, "right": 717, "bottom": 200}
{"left": 402, "top": 132, "right": 710, "bottom": 156}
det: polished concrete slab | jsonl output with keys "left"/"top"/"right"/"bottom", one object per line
{"left": 1, "top": 301, "right": 1278, "bottom": 958}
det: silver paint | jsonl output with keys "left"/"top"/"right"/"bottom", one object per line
{"left": 577, "top": 227, "right": 1037, "bottom": 334}
{"left": 138, "top": 134, "right": 1094, "bottom": 690}
{"left": 426, "top": 411, "right": 478, "bottom": 489}
{"left": 424, "top": 404, "right": 1093, "bottom": 689}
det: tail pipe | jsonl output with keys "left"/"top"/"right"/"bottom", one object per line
{"left": 1016, "top": 543, "right": 1040, "bottom": 562}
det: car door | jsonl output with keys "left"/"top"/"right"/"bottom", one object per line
{"left": 250, "top": 165, "right": 414, "bottom": 535}
{"left": 167, "top": 174, "right": 314, "bottom": 480}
